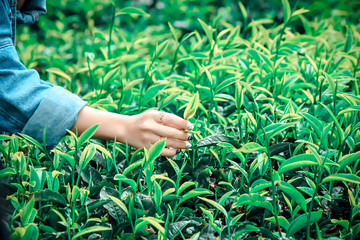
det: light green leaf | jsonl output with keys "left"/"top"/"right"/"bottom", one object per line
{"left": 233, "top": 194, "right": 273, "bottom": 212}
{"left": 78, "top": 124, "right": 100, "bottom": 148}
{"left": 278, "top": 154, "right": 318, "bottom": 174}
{"left": 72, "top": 226, "right": 112, "bottom": 240}
{"left": 198, "top": 18, "right": 214, "bottom": 43}
{"left": 178, "top": 181, "right": 196, "bottom": 195}
{"left": 79, "top": 144, "right": 96, "bottom": 170}
{"left": 338, "top": 152, "right": 360, "bottom": 171}
{"left": 281, "top": 0, "right": 291, "bottom": 23}
{"left": 299, "top": 112, "right": 323, "bottom": 139}
{"left": 143, "top": 84, "right": 166, "bottom": 105}
{"left": 238, "top": 2, "right": 248, "bottom": 21}
{"left": 322, "top": 174, "right": 360, "bottom": 185}
{"left": 320, "top": 102, "right": 345, "bottom": 143}
{"left": 46, "top": 68, "right": 71, "bottom": 83}
{"left": 178, "top": 188, "right": 213, "bottom": 205}
{"left": 183, "top": 92, "right": 200, "bottom": 119}
{"left": 135, "top": 217, "right": 165, "bottom": 235}
{"left": 235, "top": 142, "right": 267, "bottom": 154}
{"left": 0, "top": 167, "right": 16, "bottom": 178}
{"left": 265, "top": 216, "right": 290, "bottom": 231}
{"left": 123, "top": 160, "right": 144, "bottom": 176}
{"left": 168, "top": 22, "right": 179, "bottom": 42}
{"left": 116, "top": 7, "right": 150, "bottom": 17}
{"left": 108, "top": 195, "right": 129, "bottom": 217}
{"left": 198, "top": 197, "right": 228, "bottom": 218}
{"left": 114, "top": 174, "right": 137, "bottom": 192}
{"left": 145, "top": 138, "right": 166, "bottom": 166}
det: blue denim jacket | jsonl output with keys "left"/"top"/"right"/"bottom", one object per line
{"left": 0, "top": 0, "right": 87, "bottom": 146}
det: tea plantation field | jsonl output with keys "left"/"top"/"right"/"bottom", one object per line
{"left": 1, "top": 0, "right": 360, "bottom": 239}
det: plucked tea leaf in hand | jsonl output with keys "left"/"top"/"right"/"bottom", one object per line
{"left": 183, "top": 92, "right": 200, "bottom": 119}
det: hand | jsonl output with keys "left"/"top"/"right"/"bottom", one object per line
{"left": 70, "top": 107, "right": 193, "bottom": 157}
{"left": 120, "top": 110, "right": 193, "bottom": 156}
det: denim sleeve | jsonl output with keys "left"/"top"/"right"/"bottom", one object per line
{"left": 0, "top": 0, "right": 87, "bottom": 146}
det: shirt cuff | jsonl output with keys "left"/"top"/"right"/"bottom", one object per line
{"left": 21, "top": 86, "right": 87, "bottom": 147}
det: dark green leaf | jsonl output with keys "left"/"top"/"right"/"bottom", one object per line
{"left": 287, "top": 211, "right": 322, "bottom": 237}
{"left": 196, "top": 134, "right": 237, "bottom": 148}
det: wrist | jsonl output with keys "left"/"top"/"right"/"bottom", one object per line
{"left": 114, "top": 114, "right": 132, "bottom": 144}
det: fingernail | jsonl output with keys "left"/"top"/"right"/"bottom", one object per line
{"left": 187, "top": 121, "right": 194, "bottom": 130}
{"left": 187, "top": 134, "right": 193, "bottom": 140}
{"left": 186, "top": 141, "right": 192, "bottom": 149}
{"left": 176, "top": 149, "right": 181, "bottom": 154}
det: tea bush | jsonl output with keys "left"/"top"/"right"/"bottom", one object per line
{"left": 1, "top": 0, "right": 360, "bottom": 239}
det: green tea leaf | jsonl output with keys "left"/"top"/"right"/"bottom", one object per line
{"left": 146, "top": 138, "right": 166, "bottom": 165}
{"left": 198, "top": 18, "right": 214, "bottom": 44}
{"left": 123, "top": 159, "right": 144, "bottom": 176}
{"left": 183, "top": 92, "right": 200, "bottom": 119}
{"left": 258, "top": 123, "right": 295, "bottom": 140}
{"left": 19, "top": 197, "right": 36, "bottom": 226}
{"left": 114, "top": 174, "right": 137, "bottom": 192}
{"left": 167, "top": 221, "right": 197, "bottom": 240}
{"left": 265, "top": 216, "right": 290, "bottom": 231}
{"left": 135, "top": 217, "right": 165, "bottom": 235}
{"left": 233, "top": 194, "right": 273, "bottom": 212}
{"left": 238, "top": 2, "right": 248, "bottom": 21}
{"left": 168, "top": 22, "right": 179, "bottom": 42}
{"left": 0, "top": 167, "right": 16, "bottom": 178}
{"left": 19, "top": 134, "right": 45, "bottom": 152}
{"left": 320, "top": 102, "right": 345, "bottom": 143}
{"left": 278, "top": 181, "right": 307, "bottom": 212}
{"left": 338, "top": 152, "right": 360, "bottom": 171}
{"left": 116, "top": 7, "right": 150, "bottom": 17}
{"left": 287, "top": 211, "right": 322, "bottom": 237}
{"left": 196, "top": 134, "right": 237, "bottom": 148}
{"left": 72, "top": 226, "right": 112, "bottom": 240}
{"left": 178, "top": 188, "right": 213, "bottom": 205}
{"left": 235, "top": 142, "right": 267, "bottom": 154}
{"left": 178, "top": 181, "right": 196, "bottom": 195}
{"left": 344, "top": 26, "right": 352, "bottom": 52}
{"left": 143, "top": 84, "right": 166, "bottom": 105}
{"left": 322, "top": 174, "right": 360, "bottom": 184}
{"left": 278, "top": 154, "right": 318, "bottom": 174}
{"left": 23, "top": 224, "right": 39, "bottom": 240}
{"left": 46, "top": 68, "right": 71, "bottom": 83}
{"left": 78, "top": 124, "right": 100, "bottom": 148}
{"left": 79, "top": 143, "right": 96, "bottom": 170}
{"left": 299, "top": 112, "right": 323, "bottom": 139}
{"left": 108, "top": 195, "right": 129, "bottom": 217}
{"left": 281, "top": 0, "right": 291, "bottom": 23}
{"left": 34, "top": 189, "right": 67, "bottom": 205}
{"left": 198, "top": 197, "right": 228, "bottom": 218}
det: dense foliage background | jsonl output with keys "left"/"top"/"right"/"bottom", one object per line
{"left": 1, "top": 0, "right": 360, "bottom": 239}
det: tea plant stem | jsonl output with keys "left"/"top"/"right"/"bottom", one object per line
{"left": 306, "top": 151, "right": 326, "bottom": 240}
{"left": 353, "top": 53, "right": 360, "bottom": 96}
{"left": 108, "top": 4, "right": 116, "bottom": 59}
{"left": 274, "top": 23, "right": 287, "bottom": 72}
{"left": 306, "top": 170, "right": 321, "bottom": 240}
{"left": 170, "top": 43, "right": 181, "bottom": 75}
{"left": 262, "top": 126, "right": 282, "bottom": 236}
{"left": 87, "top": 56, "right": 96, "bottom": 92}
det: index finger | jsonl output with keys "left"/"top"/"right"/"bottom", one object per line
{"left": 161, "top": 113, "right": 193, "bottom": 130}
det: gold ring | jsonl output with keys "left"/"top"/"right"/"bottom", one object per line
{"left": 159, "top": 112, "right": 165, "bottom": 124}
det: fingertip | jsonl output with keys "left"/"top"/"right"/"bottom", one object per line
{"left": 186, "top": 121, "right": 194, "bottom": 130}
{"left": 160, "top": 148, "right": 177, "bottom": 157}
